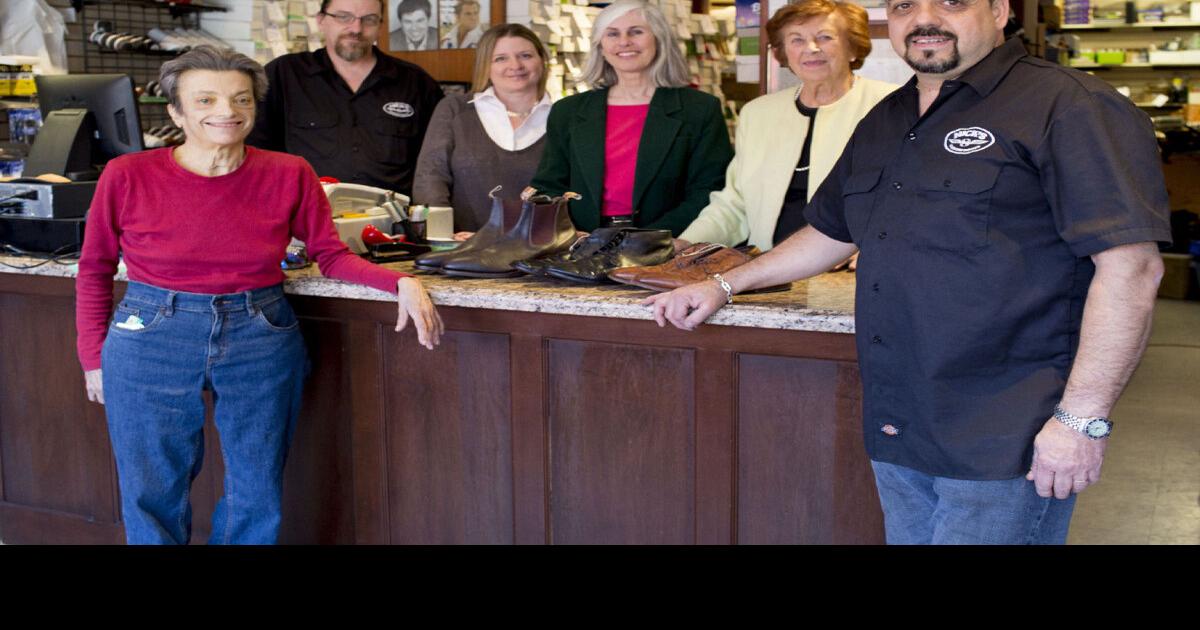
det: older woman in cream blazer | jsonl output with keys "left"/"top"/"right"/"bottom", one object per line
{"left": 678, "top": 0, "right": 898, "bottom": 252}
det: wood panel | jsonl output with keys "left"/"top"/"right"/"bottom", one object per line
{"left": 546, "top": 339, "right": 696, "bottom": 544}
{"left": 0, "top": 292, "right": 118, "bottom": 523}
{"left": 383, "top": 328, "right": 514, "bottom": 544}
{"left": 735, "top": 354, "right": 881, "bottom": 544}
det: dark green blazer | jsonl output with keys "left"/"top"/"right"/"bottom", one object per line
{"left": 529, "top": 87, "right": 733, "bottom": 236}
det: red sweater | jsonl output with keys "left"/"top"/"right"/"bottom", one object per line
{"left": 75, "top": 146, "right": 409, "bottom": 370}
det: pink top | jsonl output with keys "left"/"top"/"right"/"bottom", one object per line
{"left": 75, "top": 146, "right": 409, "bottom": 370}
{"left": 601, "top": 103, "right": 650, "bottom": 217}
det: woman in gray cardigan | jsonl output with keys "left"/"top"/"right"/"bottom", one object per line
{"left": 413, "top": 24, "right": 552, "bottom": 236}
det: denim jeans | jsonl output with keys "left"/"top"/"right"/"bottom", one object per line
{"left": 101, "top": 281, "right": 308, "bottom": 544}
{"left": 871, "top": 460, "right": 1077, "bottom": 545}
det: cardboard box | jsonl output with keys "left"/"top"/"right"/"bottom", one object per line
{"left": 1158, "top": 253, "right": 1194, "bottom": 300}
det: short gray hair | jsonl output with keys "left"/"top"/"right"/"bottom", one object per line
{"left": 159, "top": 45, "right": 268, "bottom": 109}
{"left": 582, "top": 0, "right": 690, "bottom": 89}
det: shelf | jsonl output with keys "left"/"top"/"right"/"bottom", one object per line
{"left": 90, "top": 44, "right": 180, "bottom": 57}
{"left": 1059, "top": 21, "right": 1200, "bottom": 30}
{"left": 1070, "top": 62, "right": 1200, "bottom": 69}
{"left": 74, "top": 0, "right": 228, "bottom": 17}
{"left": 138, "top": 96, "right": 168, "bottom": 104}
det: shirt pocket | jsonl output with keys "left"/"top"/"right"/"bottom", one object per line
{"left": 285, "top": 113, "right": 339, "bottom": 159}
{"left": 369, "top": 116, "right": 418, "bottom": 164}
{"left": 909, "top": 163, "right": 1002, "bottom": 253}
{"left": 841, "top": 168, "right": 883, "bottom": 244}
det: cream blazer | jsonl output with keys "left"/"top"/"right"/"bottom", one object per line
{"left": 680, "top": 76, "right": 899, "bottom": 251}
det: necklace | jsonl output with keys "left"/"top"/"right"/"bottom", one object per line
{"left": 506, "top": 109, "right": 532, "bottom": 118}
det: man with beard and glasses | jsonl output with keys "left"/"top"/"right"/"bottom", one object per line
{"left": 647, "top": 0, "right": 1170, "bottom": 544}
{"left": 248, "top": 0, "right": 442, "bottom": 195}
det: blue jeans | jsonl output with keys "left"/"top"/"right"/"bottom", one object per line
{"left": 101, "top": 281, "right": 308, "bottom": 544}
{"left": 871, "top": 460, "right": 1077, "bottom": 545}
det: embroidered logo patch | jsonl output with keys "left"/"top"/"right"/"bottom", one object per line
{"left": 880, "top": 424, "right": 901, "bottom": 437}
{"left": 383, "top": 102, "right": 414, "bottom": 118}
{"left": 943, "top": 127, "right": 995, "bottom": 155}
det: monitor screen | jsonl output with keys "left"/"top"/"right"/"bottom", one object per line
{"left": 34, "top": 74, "right": 144, "bottom": 163}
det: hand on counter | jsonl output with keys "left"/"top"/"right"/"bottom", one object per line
{"left": 84, "top": 368, "right": 105, "bottom": 405}
{"left": 1026, "top": 417, "right": 1107, "bottom": 499}
{"left": 643, "top": 280, "right": 728, "bottom": 331}
{"left": 396, "top": 277, "right": 444, "bottom": 350}
{"left": 832, "top": 251, "right": 859, "bottom": 272}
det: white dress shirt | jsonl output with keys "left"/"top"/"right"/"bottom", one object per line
{"left": 469, "top": 87, "right": 553, "bottom": 151}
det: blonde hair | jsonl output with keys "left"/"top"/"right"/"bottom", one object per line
{"left": 471, "top": 24, "right": 549, "bottom": 95}
{"left": 581, "top": 0, "right": 690, "bottom": 89}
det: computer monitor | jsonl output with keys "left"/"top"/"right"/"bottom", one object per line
{"left": 23, "top": 74, "right": 144, "bottom": 179}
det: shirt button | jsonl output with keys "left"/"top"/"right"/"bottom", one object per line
{"left": 872, "top": 282, "right": 880, "bottom": 292}
{"left": 891, "top": 181, "right": 902, "bottom": 190}
{"left": 352, "top": 145, "right": 359, "bottom": 152}
{"left": 871, "top": 335, "right": 882, "bottom": 344}
{"left": 943, "top": 179, "right": 952, "bottom": 187}
{"left": 878, "top": 231, "right": 888, "bottom": 240}
{"left": 906, "top": 132, "right": 916, "bottom": 141}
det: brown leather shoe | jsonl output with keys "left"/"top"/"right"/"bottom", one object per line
{"left": 610, "top": 243, "right": 791, "bottom": 293}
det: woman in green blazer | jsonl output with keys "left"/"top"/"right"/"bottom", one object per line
{"left": 528, "top": 0, "right": 733, "bottom": 236}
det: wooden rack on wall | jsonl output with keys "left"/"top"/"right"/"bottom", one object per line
{"left": 380, "top": 0, "right": 507, "bottom": 83}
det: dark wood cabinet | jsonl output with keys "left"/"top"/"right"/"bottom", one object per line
{"left": 0, "top": 272, "right": 882, "bottom": 544}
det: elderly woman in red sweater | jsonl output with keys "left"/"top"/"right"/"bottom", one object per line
{"left": 75, "top": 46, "right": 442, "bottom": 544}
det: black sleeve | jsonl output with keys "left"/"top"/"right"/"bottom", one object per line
{"left": 247, "top": 58, "right": 286, "bottom": 151}
{"left": 802, "top": 134, "right": 855, "bottom": 243}
{"left": 1034, "top": 88, "right": 1172, "bottom": 256}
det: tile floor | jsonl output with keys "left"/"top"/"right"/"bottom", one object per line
{"left": 1066, "top": 298, "right": 1200, "bottom": 545}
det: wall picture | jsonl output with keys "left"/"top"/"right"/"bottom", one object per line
{"left": 439, "top": 0, "right": 489, "bottom": 49}
{"left": 389, "top": 0, "right": 440, "bottom": 50}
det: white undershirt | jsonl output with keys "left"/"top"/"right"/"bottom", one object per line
{"left": 470, "top": 87, "right": 553, "bottom": 151}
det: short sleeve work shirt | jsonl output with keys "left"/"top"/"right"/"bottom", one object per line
{"left": 804, "top": 38, "right": 1171, "bottom": 480}
{"left": 248, "top": 47, "right": 443, "bottom": 196}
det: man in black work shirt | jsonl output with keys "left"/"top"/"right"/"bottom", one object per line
{"left": 649, "top": 0, "right": 1170, "bottom": 544}
{"left": 248, "top": 0, "right": 443, "bottom": 196}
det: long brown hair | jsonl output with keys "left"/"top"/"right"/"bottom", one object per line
{"left": 471, "top": 24, "right": 549, "bottom": 95}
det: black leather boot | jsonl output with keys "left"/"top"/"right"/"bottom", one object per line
{"left": 543, "top": 228, "right": 674, "bottom": 283}
{"left": 513, "top": 227, "right": 625, "bottom": 277}
{"left": 441, "top": 192, "right": 580, "bottom": 278}
{"left": 413, "top": 186, "right": 521, "bottom": 272}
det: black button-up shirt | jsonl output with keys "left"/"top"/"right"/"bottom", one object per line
{"left": 248, "top": 47, "right": 443, "bottom": 196}
{"left": 805, "top": 38, "right": 1171, "bottom": 480}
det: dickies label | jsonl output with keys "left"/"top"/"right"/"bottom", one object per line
{"left": 383, "top": 102, "right": 414, "bottom": 118}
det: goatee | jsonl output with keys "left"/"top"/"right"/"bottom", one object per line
{"left": 335, "top": 37, "right": 370, "bottom": 62}
{"left": 903, "top": 26, "right": 959, "bottom": 74}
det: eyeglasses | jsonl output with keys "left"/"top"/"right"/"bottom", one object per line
{"left": 320, "top": 11, "right": 382, "bottom": 27}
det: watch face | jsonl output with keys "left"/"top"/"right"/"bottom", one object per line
{"left": 1086, "top": 419, "right": 1111, "bottom": 438}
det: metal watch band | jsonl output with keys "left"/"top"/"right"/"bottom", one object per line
{"left": 712, "top": 274, "right": 734, "bottom": 304}
{"left": 1053, "top": 404, "right": 1112, "bottom": 439}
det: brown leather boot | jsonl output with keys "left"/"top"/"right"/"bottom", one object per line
{"left": 609, "top": 243, "right": 791, "bottom": 293}
{"left": 413, "top": 186, "right": 521, "bottom": 272}
{"left": 441, "top": 192, "right": 580, "bottom": 278}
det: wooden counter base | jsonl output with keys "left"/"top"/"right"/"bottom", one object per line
{"left": 0, "top": 273, "right": 883, "bottom": 544}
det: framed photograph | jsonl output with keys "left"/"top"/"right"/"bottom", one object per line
{"left": 438, "top": 0, "right": 490, "bottom": 49}
{"left": 388, "top": 0, "right": 440, "bottom": 51}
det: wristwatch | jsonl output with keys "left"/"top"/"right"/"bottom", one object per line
{"left": 1053, "top": 404, "right": 1113, "bottom": 440}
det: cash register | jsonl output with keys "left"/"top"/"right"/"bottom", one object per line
{"left": 0, "top": 74, "right": 142, "bottom": 254}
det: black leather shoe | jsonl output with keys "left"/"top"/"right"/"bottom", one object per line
{"left": 413, "top": 186, "right": 520, "bottom": 272}
{"left": 441, "top": 192, "right": 580, "bottom": 278}
{"left": 543, "top": 228, "right": 674, "bottom": 283}
{"left": 513, "top": 227, "right": 624, "bottom": 276}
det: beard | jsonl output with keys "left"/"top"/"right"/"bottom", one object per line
{"left": 903, "top": 26, "right": 960, "bottom": 74}
{"left": 335, "top": 35, "right": 370, "bottom": 61}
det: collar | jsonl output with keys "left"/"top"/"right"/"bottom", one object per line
{"left": 306, "top": 46, "right": 398, "bottom": 79}
{"left": 572, "top": 87, "right": 683, "bottom": 120}
{"left": 949, "top": 37, "right": 1026, "bottom": 98}
{"left": 470, "top": 87, "right": 552, "bottom": 111}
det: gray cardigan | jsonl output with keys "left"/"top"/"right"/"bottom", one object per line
{"left": 413, "top": 94, "right": 547, "bottom": 232}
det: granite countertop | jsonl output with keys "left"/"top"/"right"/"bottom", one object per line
{"left": 0, "top": 254, "right": 857, "bottom": 333}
